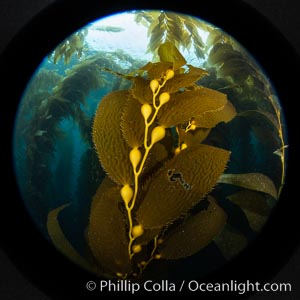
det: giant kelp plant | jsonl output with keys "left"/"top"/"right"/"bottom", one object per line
{"left": 47, "top": 42, "right": 280, "bottom": 279}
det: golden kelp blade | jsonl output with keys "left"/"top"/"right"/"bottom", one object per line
{"left": 142, "top": 141, "right": 172, "bottom": 178}
{"left": 218, "top": 173, "right": 278, "bottom": 199}
{"left": 47, "top": 204, "right": 97, "bottom": 273}
{"left": 131, "top": 64, "right": 207, "bottom": 100}
{"left": 139, "top": 61, "right": 173, "bottom": 80}
{"left": 121, "top": 94, "right": 145, "bottom": 148}
{"left": 158, "top": 41, "right": 186, "bottom": 70}
{"left": 160, "top": 196, "right": 227, "bottom": 259}
{"left": 136, "top": 144, "right": 230, "bottom": 229}
{"left": 87, "top": 183, "right": 132, "bottom": 275}
{"left": 194, "top": 100, "right": 237, "bottom": 128}
{"left": 92, "top": 90, "right": 134, "bottom": 185}
{"left": 157, "top": 88, "right": 227, "bottom": 128}
{"left": 131, "top": 77, "right": 153, "bottom": 104}
{"left": 179, "top": 127, "right": 211, "bottom": 147}
{"left": 161, "top": 65, "right": 208, "bottom": 94}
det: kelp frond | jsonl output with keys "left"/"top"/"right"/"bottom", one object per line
{"left": 51, "top": 28, "right": 88, "bottom": 64}
{"left": 134, "top": 11, "right": 211, "bottom": 59}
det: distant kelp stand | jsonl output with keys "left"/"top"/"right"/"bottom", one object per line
{"left": 15, "top": 51, "right": 142, "bottom": 233}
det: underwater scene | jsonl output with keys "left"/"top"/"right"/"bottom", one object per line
{"left": 13, "top": 11, "right": 287, "bottom": 280}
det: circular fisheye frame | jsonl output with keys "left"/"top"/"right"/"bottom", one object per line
{"left": 0, "top": 0, "right": 299, "bottom": 299}
{"left": 13, "top": 9, "right": 287, "bottom": 279}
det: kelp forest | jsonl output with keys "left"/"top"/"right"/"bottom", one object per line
{"left": 14, "top": 11, "right": 286, "bottom": 279}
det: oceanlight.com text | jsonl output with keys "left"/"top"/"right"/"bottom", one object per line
{"left": 187, "top": 280, "right": 292, "bottom": 294}
{"left": 86, "top": 279, "right": 292, "bottom": 295}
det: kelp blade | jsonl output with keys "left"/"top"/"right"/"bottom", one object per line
{"left": 131, "top": 77, "right": 153, "bottom": 104}
{"left": 162, "top": 65, "right": 208, "bottom": 94}
{"left": 227, "top": 190, "right": 270, "bottom": 216}
{"left": 227, "top": 190, "right": 271, "bottom": 232}
{"left": 214, "top": 225, "right": 248, "bottom": 260}
{"left": 179, "top": 127, "right": 211, "bottom": 147}
{"left": 92, "top": 90, "right": 134, "bottom": 185}
{"left": 140, "top": 61, "right": 173, "bottom": 80}
{"left": 158, "top": 88, "right": 228, "bottom": 128}
{"left": 158, "top": 41, "right": 186, "bottom": 70}
{"left": 136, "top": 144, "right": 230, "bottom": 229}
{"left": 121, "top": 93, "right": 145, "bottom": 148}
{"left": 47, "top": 204, "right": 97, "bottom": 273}
{"left": 218, "top": 173, "right": 278, "bottom": 199}
{"left": 160, "top": 196, "right": 227, "bottom": 259}
{"left": 87, "top": 182, "right": 131, "bottom": 275}
{"left": 194, "top": 99, "right": 237, "bottom": 128}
